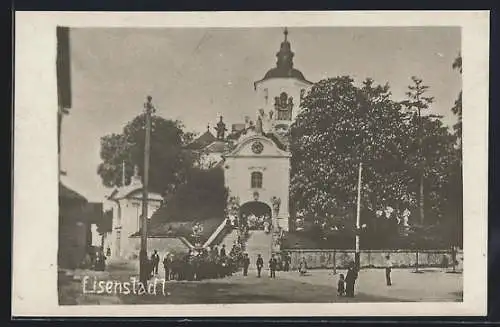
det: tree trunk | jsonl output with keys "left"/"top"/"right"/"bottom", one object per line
{"left": 332, "top": 250, "right": 337, "bottom": 275}
{"left": 419, "top": 172, "right": 425, "bottom": 225}
{"left": 452, "top": 246, "right": 457, "bottom": 273}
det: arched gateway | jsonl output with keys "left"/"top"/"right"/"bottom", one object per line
{"left": 239, "top": 200, "right": 272, "bottom": 230}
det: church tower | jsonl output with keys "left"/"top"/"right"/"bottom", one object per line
{"left": 254, "top": 28, "right": 313, "bottom": 135}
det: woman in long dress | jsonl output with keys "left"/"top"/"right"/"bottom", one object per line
{"left": 298, "top": 257, "right": 307, "bottom": 275}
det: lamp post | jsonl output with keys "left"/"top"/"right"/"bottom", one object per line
{"left": 139, "top": 95, "right": 155, "bottom": 284}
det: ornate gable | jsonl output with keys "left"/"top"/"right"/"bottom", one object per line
{"left": 223, "top": 134, "right": 290, "bottom": 158}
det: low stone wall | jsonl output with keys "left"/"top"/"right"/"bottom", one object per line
{"left": 281, "top": 249, "right": 464, "bottom": 270}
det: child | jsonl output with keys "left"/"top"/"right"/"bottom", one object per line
{"left": 337, "top": 274, "right": 346, "bottom": 296}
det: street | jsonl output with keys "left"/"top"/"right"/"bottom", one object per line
{"left": 59, "top": 261, "right": 462, "bottom": 305}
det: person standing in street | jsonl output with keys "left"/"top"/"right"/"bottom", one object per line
{"left": 269, "top": 255, "right": 277, "bottom": 279}
{"left": 298, "top": 256, "right": 308, "bottom": 276}
{"left": 256, "top": 254, "right": 264, "bottom": 278}
{"left": 283, "top": 252, "right": 291, "bottom": 272}
{"left": 151, "top": 250, "right": 160, "bottom": 275}
{"left": 385, "top": 254, "right": 392, "bottom": 286}
{"left": 220, "top": 244, "right": 226, "bottom": 258}
{"left": 337, "top": 273, "right": 346, "bottom": 296}
{"left": 163, "top": 253, "right": 172, "bottom": 281}
{"left": 242, "top": 253, "right": 250, "bottom": 276}
{"left": 345, "top": 262, "right": 358, "bottom": 297}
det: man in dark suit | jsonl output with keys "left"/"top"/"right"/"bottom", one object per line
{"left": 151, "top": 250, "right": 160, "bottom": 275}
{"left": 242, "top": 253, "right": 250, "bottom": 276}
{"left": 256, "top": 254, "right": 264, "bottom": 278}
{"left": 269, "top": 255, "right": 278, "bottom": 279}
{"left": 345, "top": 262, "right": 359, "bottom": 297}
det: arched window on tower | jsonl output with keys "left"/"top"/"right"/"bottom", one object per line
{"left": 251, "top": 171, "right": 263, "bottom": 189}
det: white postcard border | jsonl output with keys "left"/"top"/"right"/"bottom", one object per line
{"left": 13, "top": 11, "right": 489, "bottom": 317}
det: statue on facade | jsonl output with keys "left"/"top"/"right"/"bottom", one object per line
{"left": 130, "top": 164, "right": 141, "bottom": 185}
{"left": 255, "top": 116, "right": 263, "bottom": 134}
{"left": 270, "top": 196, "right": 281, "bottom": 216}
{"left": 214, "top": 116, "right": 227, "bottom": 140}
{"left": 227, "top": 195, "right": 240, "bottom": 216}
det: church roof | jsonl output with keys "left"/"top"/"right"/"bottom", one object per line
{"left": 231, "top": 123, "right": 246, "bottom": 132}
{"left": 261, "top": 67, "right": 311, "bottom": 84}
{"left": 59, "top": 182, "right": 88, "bottom": 202}
{"left": 264, "top": 132, "right": 289, "bottom": 151}
{"left": 204, "top": 140, "right": 232, "bottom": 153}
{"left": 185, "top": 130, "right": 217, "bottom": 150}
{"left": 254, "top": 28, "right": 313, "bottom": 88}
{"left": 107, "top": 172, "right": 163, "bottom": 201}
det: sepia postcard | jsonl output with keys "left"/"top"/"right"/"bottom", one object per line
{"left": 12, "top": 11, "right": 489, "bottom": 317}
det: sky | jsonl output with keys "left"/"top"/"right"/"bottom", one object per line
{"left": 60, "top": 26, "right": 461, "bottom": 202}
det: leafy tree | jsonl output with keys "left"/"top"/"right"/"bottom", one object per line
{"left": 401, "top": 76, "right": 435, "bottom": 225}
{"left": 451, "top": 53, "right": 463, "bottom": 146}
{"left": 150, "top": 167, "right": 228, "bottom": 223}
{"left": 290, "top": 75, "right": 460, "bottom": 245}
{"left": 290, "top": 76, "right": 410, "bottom": 227}
{"left": 97, "top": 114, "right": 195, "bottom": 195}
{"left": 448, "top": 53, "right": 463, "bottom": 248}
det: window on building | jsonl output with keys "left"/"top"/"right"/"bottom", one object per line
{"left": 251, "top": 171, "right": 263, "bottom": 188}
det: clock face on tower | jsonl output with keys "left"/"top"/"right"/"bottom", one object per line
{"left": 251, "top": 141, "right": 264, "bottom": 154}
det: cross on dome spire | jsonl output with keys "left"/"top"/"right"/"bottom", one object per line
{"left": 254, "top": 27, "right": 312, "bottom": 87}
{"left": 276, "top": 27, "right": 294, "bottom": 71}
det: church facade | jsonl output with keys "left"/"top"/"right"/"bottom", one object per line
{"left": 196, "top": 28, "right": 313, "bottom": 232}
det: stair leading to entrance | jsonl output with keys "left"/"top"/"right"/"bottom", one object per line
{"left": 219, "top": 228, "right": 239, "bottom": 250}
{"left": 245, "top": 230, "right": 272, "bottom": 270}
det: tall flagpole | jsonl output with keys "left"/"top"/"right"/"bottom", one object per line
{"left": 355, "top": 162, "right": 363, "bottom": 270}
{"left": 140, "top": 95, "right": 154, "bottom": 284}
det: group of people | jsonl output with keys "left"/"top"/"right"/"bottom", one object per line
{"left": 336, "top": 263, "right": 360, "bottom": 297}
{"left": 336, "top": 254, "right": 394, "bottom": 297}
{"left": 242, "top": 213, "right": 272, "bottom": 233}
{"left": 143, "top": 242, "right": 251, "bottom": 282}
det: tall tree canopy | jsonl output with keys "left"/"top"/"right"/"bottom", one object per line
{"left": 290, "top": 76, "right": 459, "bottom": 232}
{"left": 451, "top": 53, "right": 463, "bottom": 144}
{"left": 401, "top": 76, "right": 435, "bottom": 225}
{"left": 97, "top": 114, "right": 196, "bottom": 195}
{"left": 290, "top": 76, "right": 408, "bottom": 221}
